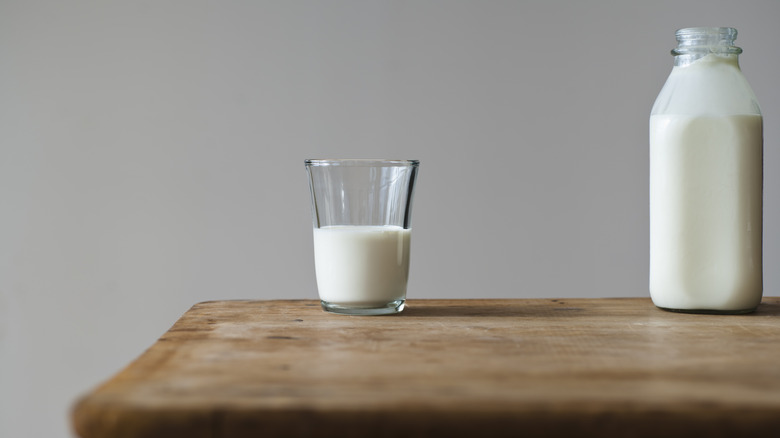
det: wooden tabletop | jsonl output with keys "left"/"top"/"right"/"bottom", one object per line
{"left": 72, "top": 298, "right": 780, "bottom": 438}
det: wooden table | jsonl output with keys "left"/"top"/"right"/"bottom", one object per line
{"left": 72, "top": 298, "right": 780, "bottom": 437}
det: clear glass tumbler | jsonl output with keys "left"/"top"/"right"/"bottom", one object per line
{"left": 305, "top": 159, "right": 420, "bottom": 315}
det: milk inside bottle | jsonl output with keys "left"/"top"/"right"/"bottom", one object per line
{"left": 649, "top": 27, "right": 763, "bottom": 313}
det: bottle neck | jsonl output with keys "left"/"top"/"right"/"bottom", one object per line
{"left": 672, "top": 27, "right": 742, "bottom": 67}
{"left": 674, "top": 53, "right": 740, "bottom": 67}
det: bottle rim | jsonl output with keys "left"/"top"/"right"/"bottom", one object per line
{"left": 672, "top": 27, "right": 742, "bottom": 55}
{"left": 676, "top": 27, "right": 737, "bottom": 41}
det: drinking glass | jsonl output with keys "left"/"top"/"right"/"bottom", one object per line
{"left": 305, "top": 159, "right": 420, "bottom": 315}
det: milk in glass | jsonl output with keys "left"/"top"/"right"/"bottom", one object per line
{"left": 313, "top": 226, "right": 411, "bottom": 306}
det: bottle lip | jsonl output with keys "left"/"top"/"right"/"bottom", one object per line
{"left": 676, "top": 27, "right": 738, "bottom": 41}
{"left": 672, "top": 27, "right": 742, "bottom": 55}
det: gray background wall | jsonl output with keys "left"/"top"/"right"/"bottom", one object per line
{"left": 1, "top": 1, "right": 778, "bottom": 437}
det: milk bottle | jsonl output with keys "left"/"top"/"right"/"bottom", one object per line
{"left": 650, "top": 28, "right": 763, "bottom": 313}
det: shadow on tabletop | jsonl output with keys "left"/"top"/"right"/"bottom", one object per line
{"left": 398, "top": 298, "right": 780, "bottom": 318}
{"left": 399, "top": 299, "right": 591, "bottom": 318}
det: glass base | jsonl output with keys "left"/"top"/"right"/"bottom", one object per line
{"left": 656, "top": 306, "right": 756, "bottom": 315}
{"left": 321, "top": 299, "right": 405, "bottom": 316}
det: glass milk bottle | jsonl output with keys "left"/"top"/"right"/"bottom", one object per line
{"left": 649, "top": 27, "right": 763, "bottom": 314}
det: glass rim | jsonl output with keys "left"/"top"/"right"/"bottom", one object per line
{"left": 305, "top": 159, "right": 419, "bottom": 167}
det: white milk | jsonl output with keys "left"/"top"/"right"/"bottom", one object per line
{"left": 649, "top": 114, "right": 763, "bottom": 311}
{"left": 650, "top": 44, "right": 763, "bottom": 313}
{"left": 313, "top": 225, "right": 411, "bottom": 306}
{"left": 650, "top": 54, "right": 761, "bottom": 117}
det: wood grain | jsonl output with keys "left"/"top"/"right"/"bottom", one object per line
{"left": 72, "top": 298, "right": 780, "bottom": 437}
